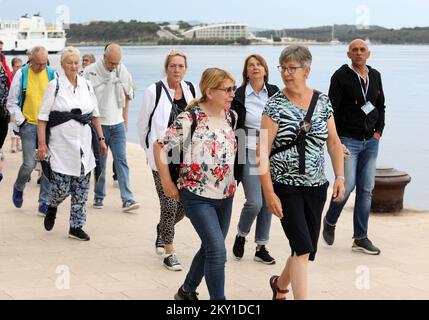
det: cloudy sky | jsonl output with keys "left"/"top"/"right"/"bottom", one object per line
{"left": 1, "top": 0, "right": 427, "bottom": 29}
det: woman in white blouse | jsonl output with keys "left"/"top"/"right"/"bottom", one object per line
{"left": 138, "top": 49, "right": 196, "bottom": 271}
{"left": 37, "top": 47, "right": 107, "bottom": 241}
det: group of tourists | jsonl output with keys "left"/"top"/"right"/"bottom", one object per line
{"left": 0, "top": 38, "right": 386, "bottom": 300}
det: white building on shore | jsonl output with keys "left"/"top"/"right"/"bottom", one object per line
{"left": 182, "top": 23, "right": 250, "bottom": 40}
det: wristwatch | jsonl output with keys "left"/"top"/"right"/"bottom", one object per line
{"left": 98, "top": 137, "right": 105, "bottom": 141}
{"left": 335, "top": 176, "right": 345, "bottom": 181}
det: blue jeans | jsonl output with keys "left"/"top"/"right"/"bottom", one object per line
{"left": 237, "top": 149, "right": 272, "bottom": 245}
{"left": 179, "top": 189, "right": 234, "bottom": 300}
{"left": 94, "top": 122, "right": 133, "bottom": 203}
{"left": 15, "top": 124, "right": 51, "bottom": 204}
{"left": 326, "top": 136, "right": 379, "bottom": 239}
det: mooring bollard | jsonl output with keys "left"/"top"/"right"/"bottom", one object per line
{"left": 371, "top": 167, "right": 411, "bottom": 213}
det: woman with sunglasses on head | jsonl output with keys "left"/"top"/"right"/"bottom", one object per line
{"left": 231, "top": 54, "right": 279, "bottom": 265}
{"left": 258, "top": 45, "right": 345, "bottom": 300}
{"left": 154, "top": 68, "right": 238, "bottom": 300}
{"left": 138, "top": 49, "right": 196, "bottom": 272}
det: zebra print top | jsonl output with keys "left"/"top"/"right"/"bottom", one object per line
{"left": 263, "top": 90, "right": 333, "bottom": 187}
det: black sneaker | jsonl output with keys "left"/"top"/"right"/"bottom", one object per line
{"left": 352, "top": 237, "right": 381, "bottom": 255}
{"left": 44, "top": 206, "right": 57, "bottom": 231}
{"left": 174, "top": 286, "right": 199, "bottom": 300}
{"left": 69, "top": 227, "right": 90, "bottom": 241}
{"left": 322, "top": 216, "right": 336, "bottom": 245}
{"left": 163, "top": 253, "right": 182, "bottom": 271}
{"left": 232, "top": 235, "right": 246, "bottom": 260}
{"left": 155, "top": 224, "right": 164, "bottom": 255}
{"left": 122, "top": 200, "right": 140, "bottom": 213}
{"left": 254, "top": 245, "right": 276, "bottom": 265}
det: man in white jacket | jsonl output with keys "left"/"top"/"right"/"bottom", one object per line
{"left": 84, "top": 43, "right": 139, "bottom": 212}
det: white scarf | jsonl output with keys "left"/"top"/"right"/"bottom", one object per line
{"left": 88, "top": 59, "right": 135, "bottom": 109}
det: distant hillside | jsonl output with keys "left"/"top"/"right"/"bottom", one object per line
{"left": 67, "top": 21, "right": 161, "bottom": 44}
{"left": 65, "top": 21, "right": 429, "bottom": 45}
{"left": 256, "top": 25, "right": 429, "bottom": 44}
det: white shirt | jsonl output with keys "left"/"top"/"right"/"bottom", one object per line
{"left": 38, "top": 75, "right": 100, "bottom": 177}
{"left": 138, "top": 78, "right": 196, "bottom": 171}
{"left": 244, "top": 83, "right": 268, "bottom": 150}
{"left": 84, "top": 60, "right": 134, "bottom": 126}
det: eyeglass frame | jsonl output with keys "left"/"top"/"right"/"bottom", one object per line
{"left": 277, "top": 65, "right": 305, "bottom": 74}
{"left": 213, "top": 85, "right": 237, "bottom": 94}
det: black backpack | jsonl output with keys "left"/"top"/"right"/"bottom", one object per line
{"left": 145, "top": 80, "right": 196, "bottom": 149}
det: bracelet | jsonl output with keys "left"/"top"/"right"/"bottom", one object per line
{"left": 98, "top": 137, "right": 105, "bottom": 141}
{"left": 335, "top": 176, "right": 345, "bottom": 181}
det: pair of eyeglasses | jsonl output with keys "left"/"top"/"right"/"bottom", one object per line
{"left": 214, "top": 85, "right": 237, "bottom": 93}
{"left": 277, "top": 65, "right": 304, "bottom": 74}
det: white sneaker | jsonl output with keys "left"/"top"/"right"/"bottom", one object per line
{"left": 113, "top": 180, "right": 119, "bottom": 188}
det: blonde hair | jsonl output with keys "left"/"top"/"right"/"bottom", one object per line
{"left": 186, "top": 68, "right": 236, "bottom": 111}
{"left": 61, "top": 46, "right": 81, "bottom": 65}
{"left": 164, "top": 49, "right": 188, "bottom": 73}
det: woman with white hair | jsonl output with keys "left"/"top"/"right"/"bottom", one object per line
{"left": 37, "top": 46, "right": 107, "bottom": 241}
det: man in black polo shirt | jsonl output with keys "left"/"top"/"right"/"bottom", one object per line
{"left": 322, "top": 39, "right": 386, "bottom": 255}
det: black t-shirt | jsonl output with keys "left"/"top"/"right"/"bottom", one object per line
{"left": 168, "top": 96, "right": 188, "bottom": 127}
{"left": 174, "top": 96, "right": 187, "bottom": 112}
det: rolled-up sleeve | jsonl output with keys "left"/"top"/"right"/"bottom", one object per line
{"left": 138, "top": 86, "right": 155, "bottom": 149}
{"left": 6, "top": 71, "right": 25, "bottom": 126}
{"left": 157, "top": 112, "right": 188, "bottom": 154}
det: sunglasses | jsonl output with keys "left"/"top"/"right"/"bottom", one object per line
{"left": 214, "top": 85, "right": 237, "bottom": 94}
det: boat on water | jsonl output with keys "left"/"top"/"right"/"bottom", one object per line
{"left": 330, "top": 24, "right": 342, "bottom": 45}
{"left": 0, "top": 13, "right": 66, "bottom": 54}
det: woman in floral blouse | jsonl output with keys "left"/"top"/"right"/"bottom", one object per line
{"left": 154, "top": 68, "right": 237, "bottom": 300}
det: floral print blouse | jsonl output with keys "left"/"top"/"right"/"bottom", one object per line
{"left": 158, "top": 105, "right": 237, "bottom": 200}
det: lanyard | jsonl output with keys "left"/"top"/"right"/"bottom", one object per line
{"left": 350, "top": 65, "right": 370, "bottom": 102}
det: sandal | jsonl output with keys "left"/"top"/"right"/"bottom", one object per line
{"left": 269, "top": 275, "right": 289, "bottom": 300}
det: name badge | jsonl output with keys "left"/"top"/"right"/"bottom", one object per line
{"left": 361, "top": 102, "right": 375, "bottom": 115}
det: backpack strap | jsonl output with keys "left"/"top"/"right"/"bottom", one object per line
{"left": 19, "top": 65, "right": 29, "bottom": 108}
{"left": 55, "top": 77, "right": 60, "bottom": 97}
{"left": 270, "top": 90, "right": 320, "bottom": 175}
{"left": 145, "top": 81, "right": 163, "bottom": 149}
{"left": 228, "top": 109, "right": 237, "bottom": 131}
{"left": 185, "top": 81, "right": 196, "bottom": 98}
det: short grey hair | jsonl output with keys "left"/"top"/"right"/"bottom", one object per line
{"left": 82, "top": 53, "right": 96, "bottom": 63}
{"left": 279, "top": 45, "right": 312, "bottom": 68}
{"left": 30, "top": 46, "right": 48, "bottom": 57}
{"left": 61, "top": 46, "right": 81, "bottom": 64}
